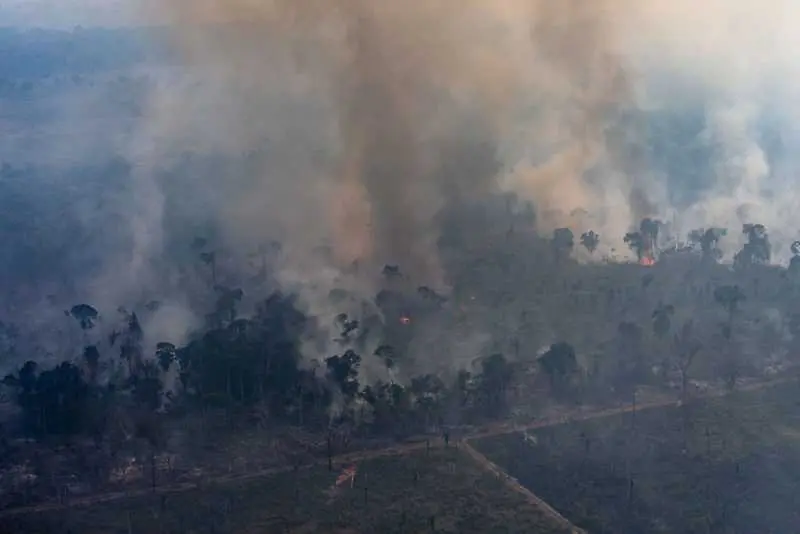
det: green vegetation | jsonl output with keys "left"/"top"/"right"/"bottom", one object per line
{"left": 0, "top": 448, "right": 571, "bottom": 534}
{"left": 474, "top": 382, "right": 800, "bottom": 534}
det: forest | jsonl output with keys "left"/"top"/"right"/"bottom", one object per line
{"left": 0, "top": 185, "right": 797, "bottom": 511}
{"left": 3, "top": 16, "right": 800, "bottom": 532}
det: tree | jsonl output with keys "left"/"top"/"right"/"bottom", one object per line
{"left": 325, "top": 350, "right": 361, "bottom": 402}
{"left": 538, "top": 342, "right": 578, "bottom": 395}
{"left": 623, "top": 231, "right": 646, "bottom": 261}
{"left": 3, "top": 361, "right": 38, "bottom": 425}
{"left": 120, "top": 312, "right": 144, "bottom": 376}
{"left": 374, "top": 344, "right": 397, "bottom": 379}
{"left": 672, "top": 320, "right": 702, "bottom": 402}
{"left": 83, "top": 345, "right": 101, "bottom": 384}
{"left": 193, "top": 237, "right": 218, "bottom": 285}
{"left": 155, "top": 342, "right": 176, "bottom": 373}
{"left": 335, "top": 313, "right": 360, "bottom": 344}
{"left": 790, "top": 241, "right": 800, "bottom": 277}
{"left": 714, "top": 285, "right": 746, "bottom": 340}
{"left": 131, "top": 361, "right": 163, "bottom": 412}
{"left": 66, "top": 303, "right": 99, "bottom": 331}
{"left": 613, "top": 321, "right": 645, "bottom": 403}
{"left": 6, "top": 361, "right": 90, "bottom": 437}
{"left": 688, "top": 227, "right": 727, "bottom": 262}
{"left": 211, "top": 286, "right": 244, "bottom": 326}
{"left": 0, "top": 321, "right": 19, "bottom": 361}
{"left": 624, "top": 219, "right": 661, "bottom": 263}
{"left": 454, "top": 369, "right": 473, "bottom": 409}
{"left": 651, "top": 303, "right": 675, "bottom": 380}
{"left": 133, "top": 412, "right": 166, "bottom": 491}
{"left": 551, "top": 228, "right": 574, "bottom": 261}
{"left": 734, "top": 223, "right": 770, "bottom": 268}
{"left": 580, "top": 230, "right": 600, "bottom": 255}
{"left": 382, "top": 264, "right": 401, "bottom": 279}
{"left": 417, "top": 286, "right": 446, "bottom": 307}
{"left": 652, "top": 303, "right": 675, "bottom": 340}
{"left": 714, "top": 284, "right": 746, "bottom": 389}
{"left": 477, "top": 353, "right": 514, "bottom": 417}
{"left": 251, "top": 240, "right": 280, "bottom": 281}
{"left": 639, "top": 218, "right": 661, "bottom": 253}
{"left": 410, "top": 374, "right": 444, "bottom": 430}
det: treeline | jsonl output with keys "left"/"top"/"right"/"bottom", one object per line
{"left": 0, "top": 212, "right": 794, "bottom": 448}
{"left": 1, "top": 285, "right": 570, "bottom": 448}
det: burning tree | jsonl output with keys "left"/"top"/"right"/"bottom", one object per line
{"left": 623, "top": 232, "right": 646, "bottom": 261}
{"left": 624, "top": 218, "right": 662, "bottom": 265}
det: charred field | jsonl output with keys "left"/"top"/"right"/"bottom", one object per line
{"left": 473, "top": 381, "right": 800, "bottom": 534}
{"left": 0, "top": 447, "right": 573, "bottom": 534}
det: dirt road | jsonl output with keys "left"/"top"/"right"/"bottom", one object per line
{"left": 0, "top": 374, "right": 793, "bottom": 518}
{"left": 460, "top": 440, "right": 586, "bottom": 534}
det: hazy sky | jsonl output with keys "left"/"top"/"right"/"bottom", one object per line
{"left": 0, "top": 0, "right": 136, "bottom": 27}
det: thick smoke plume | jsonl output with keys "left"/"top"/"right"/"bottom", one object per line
{"left": 134, "top": 1, "right": 633, "bottom": 291}
{"left": 134, "top": 0, "right": 800, "bottom": 267}
{"left": 5, "top": 0, "right": 800, "bottom": 370}
{"left": 117, "top": 0, "right": 800, "bottom": 360}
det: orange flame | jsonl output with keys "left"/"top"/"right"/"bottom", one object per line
{"left": 335, "top": 465, "right": 357, "bottom": 487}
{"left": 640, "top": 256, "right": 655, "bottom": 267}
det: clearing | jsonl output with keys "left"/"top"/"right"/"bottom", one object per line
{"left": 474, "top": 381, "right": 800, "bottom": 533}
{"left": 0, "top": 447, "right": 573, "bottom": 533}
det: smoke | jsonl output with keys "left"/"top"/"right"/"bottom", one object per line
{"left": 109, "top": 0, "right": 800, "bottom": 357}
{"left": 127, "top": 1, "right": 630, "bottom": 312}
{"left": 6, "top": 0, "right": 800, "bottom": 370}
{"left": 133, "top": 0, "right": 800, "bottom": 270}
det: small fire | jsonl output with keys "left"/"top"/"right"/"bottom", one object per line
{"left": 335, "top": 464, "right": 357, "bottom": 488}
{"left": 640, "top": 256, "right": 656, "bottom": 267}
{"left": 399, "top": 316, "right": 411, "bottom": 325}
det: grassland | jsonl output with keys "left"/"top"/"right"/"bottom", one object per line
{"left": 0, "top": 447, "right": 572, "bottom": 534}
{"left": 474, "top": 381, "right": 800, "bottom": 533}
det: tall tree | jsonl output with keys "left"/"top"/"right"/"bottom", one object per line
{"left": 688, "top": 227, "right": 727, "bottom": 262}
{"left": 67, "top": 303, "right": 99, "bottom": 331}
{"left": 623, "top": 231, "right": 646, "bottom": 261}
{"left": 790, "top": 241, "right": 800, "bottom": 277}
{"left": 538, "top": 342, "right": 578, "bottom": 395}
{"left": 83, "top": 345, "right": 100, "bottom": 384}
{"left": 580, "top": 230, "right": 600, "bottom": 255}
{"left": 652, "top": 303, "right": 675, "bottom": 341}
{"left": 374, "top": 344, "right": 397, "bottom": 380}
{"left": 734, "top": 223, "right": 770, "bottom": 268}
{"left": 672, "top": 320, "right": 702, "bottom": 403}
{"left": 551, "top": 228, "right": 575, "bottom": 262}
{"left": 714, "top": 284, "right": 746, "bottom": 389}
{"left": 120, "top": 312, "right": 144, "bottom": 376}
{"left": 326, "top": 350, "right": 361, "bottom": 403}
{"left": 640, "top": 218, "right": 661, "bottom": 255}
{"left": 714, "top": 285, "right": 746, "bottom": 340}
{"left": 477, "top": 353, "right": 514, "bottom": 417}
{"left": 155, "top": 342, "right": 176, "bottom": 373}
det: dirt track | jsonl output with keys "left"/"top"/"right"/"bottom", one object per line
{"left": 460, "top": 440, "right": 586, "bottom": 534}
{"left": 0, "top": 374, "right": 793, "bottom": 519}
